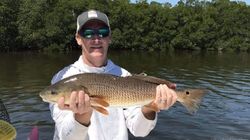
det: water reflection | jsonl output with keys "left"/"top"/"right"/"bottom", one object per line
{"left": 0, "top": 51, "right": 249, "bottom": 139}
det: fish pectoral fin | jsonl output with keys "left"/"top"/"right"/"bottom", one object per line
{"left": 90, "top": 97, "right": 109, "bottom": 107}
{"left": 92, "top": 106, "right": 109, "bottom": 115}
{"left": 90, "top": 97, "right": 109, "bottom": 115}
{"left": 144, "top": 102, "right": 160, "bottom": 112}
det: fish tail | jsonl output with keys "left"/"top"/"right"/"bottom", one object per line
{"left": 176, "top": 89, "right": 207, "bottom": 114}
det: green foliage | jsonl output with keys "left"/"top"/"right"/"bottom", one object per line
{"left": 0, "top": 0, "right": 20, "bottom": 51}
{"left": 0, "top": 0, "right": 250, "bottom": 52}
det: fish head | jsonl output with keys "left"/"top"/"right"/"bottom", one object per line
{"left": 39, "top": 77, "right": 84, "bottom": 104}
{"left": 39, "top": 84, "right": 68, "bottom": 104}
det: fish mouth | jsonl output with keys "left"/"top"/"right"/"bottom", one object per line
{"left": 39, "top": 94, "right": 50, "bottom": 103}
{"left": 41, "top": 97, "right": 55, "bottom": 104}
{"left": 39, "top": 93, "right": 45, "bottom": 98}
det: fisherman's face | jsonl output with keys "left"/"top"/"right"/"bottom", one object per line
{"left": 76, "top": 20, "right": 111, "bottom": 67}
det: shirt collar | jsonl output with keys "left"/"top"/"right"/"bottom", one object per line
{"left": 74, "top": 55, "right": 115, "bottom": 73}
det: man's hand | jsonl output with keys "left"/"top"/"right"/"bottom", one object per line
{"left": 57, "top": 90, "right": 93, "bottom": 126}
{"left": 142, "top": 84, "right": 177, "bottom": 120}
{"left": 154, "top": 84, "right": 177, "bottom": 110}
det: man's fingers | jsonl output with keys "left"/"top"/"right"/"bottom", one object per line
{"left": 160, "top": 84, "right": 168, "bottom": 101}
{"left": 78, "top": 91, "right": 85, "bottom": 105}
{"left": 170, "top": 90, "right": 178, "bottom": 107}
{"left": 158, "top": 84, "right": 168, "bottom": 109}
{"left": 155, "top": 85, "right": 162, "bottom": 104}
{"left": 58, "top": 97, "right": 65, "bottom": 109}
{"left": 57, "top": 90, "right": 93, "bottom": 115}
{"left": 76, "top": 91, "right": 92, "bottom": 114}
{"left": 84, "top": 94, "right": 91, "bottom": 107}
{"left": 77, "top": 91, "right": 85, "bottom": 113}
{"left": 160, "top": 84, "right": 170, "bottom": 109}
{"left": 70, "top": 91, "right": 78, "bottom": 112}
{"left": 155, "top": 84, "right": 178, "bottom": 110}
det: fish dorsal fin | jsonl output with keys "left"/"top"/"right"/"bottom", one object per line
{"left": 131, "top": 74, "right": 176, "bottom": 89}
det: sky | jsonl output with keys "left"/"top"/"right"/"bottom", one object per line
{"left": 131, "top": 0, "right": 250, "bottom": 6}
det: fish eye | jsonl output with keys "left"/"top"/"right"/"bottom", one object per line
{"left": 51, "top": 90, "right": 57, "bottom": 95}
{"left": 186, "top": 91, "right": 190, "bottom": 95}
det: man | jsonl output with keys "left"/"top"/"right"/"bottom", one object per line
{"left": 50, "top": 10, "right": 177, "bottom": 140}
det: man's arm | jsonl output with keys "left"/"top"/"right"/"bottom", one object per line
{"left": 124, "top": 84, "right": 177, "bottom": 137}
{"left": 123, "top": 106, "right": 157, "bottom": 137}
{"left": 50, "top": 104, "right": 89, "bottom": 140}
{"left": 51, "top": 91, "right": 93, "bottom": 140}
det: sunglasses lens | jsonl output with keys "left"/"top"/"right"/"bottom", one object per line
{"left": 81, "top": 29, "right": 94, "bottom": 39}
{"left": 80, "top": 28, "right": 110, "bottom": 39}
{"left": 98, "top": 28, "right": 110, "bottom": 38}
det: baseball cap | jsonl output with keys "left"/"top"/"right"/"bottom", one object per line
{"left": 76, "top": 10, "right": 110, "bottom": 32}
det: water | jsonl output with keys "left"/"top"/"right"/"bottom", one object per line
{"left": 0, "top": 51, "right": 249, "bottom": 140}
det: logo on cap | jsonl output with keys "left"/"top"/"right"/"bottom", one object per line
{"left": 88, "top": 10, "right": 98, "bottom": 18}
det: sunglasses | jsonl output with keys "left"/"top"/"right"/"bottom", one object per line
{"left": 79, "top": 27, "right": 110, "bottom": 39}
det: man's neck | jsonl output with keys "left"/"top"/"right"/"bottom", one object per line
{"left": 82, "top": 56, "right": 107, "bottom": 68}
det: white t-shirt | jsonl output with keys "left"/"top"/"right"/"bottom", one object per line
{"left": 50, "top": 56, "right": 157, "bottom": 140}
